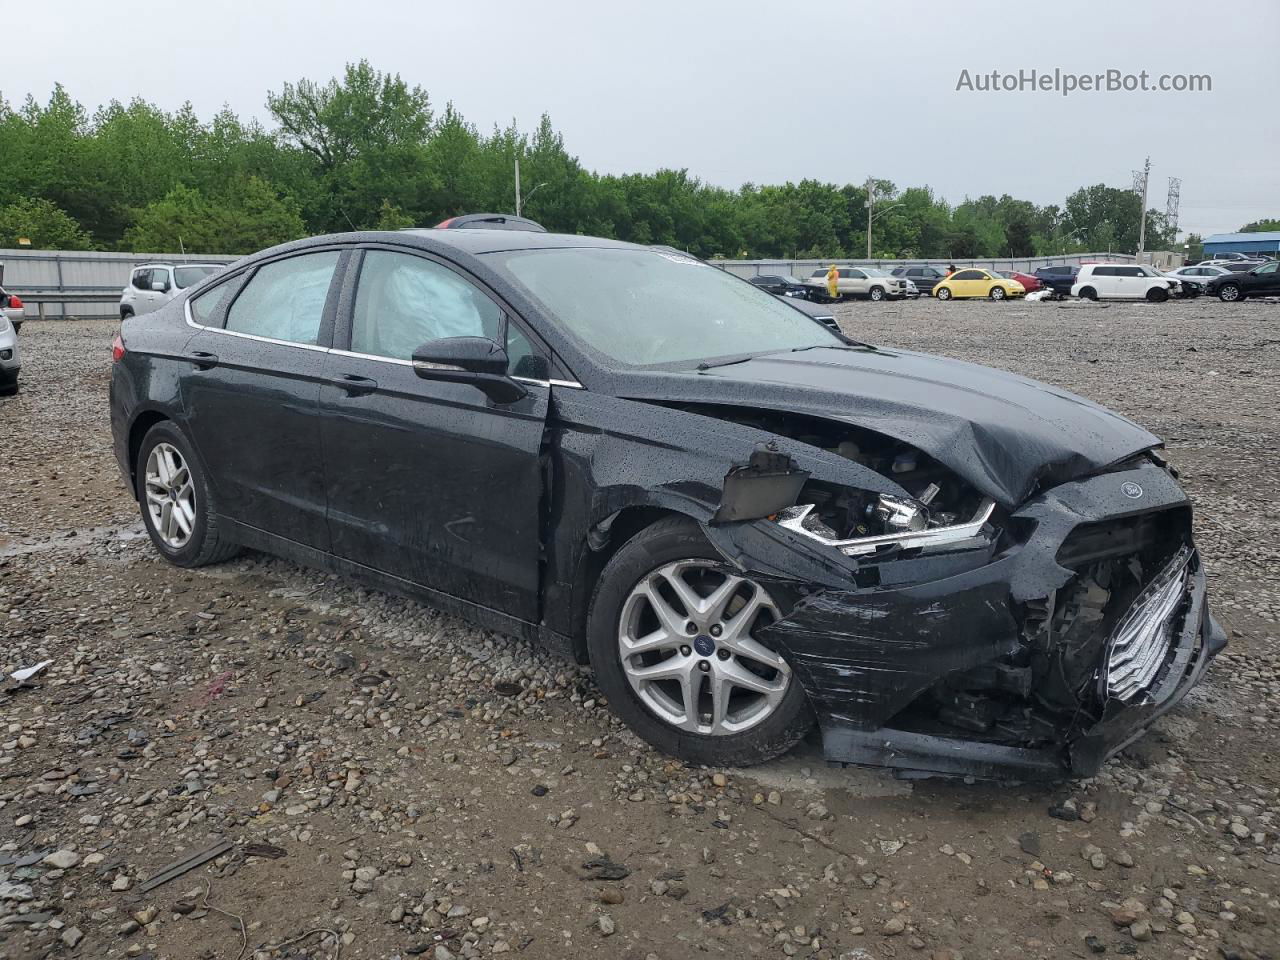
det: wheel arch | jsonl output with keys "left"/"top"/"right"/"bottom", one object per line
{"left": 566, "top": 505, "right": 697, "bottom": 663}
{"left": 127, "top": 410, "right": 172, "bottom": 492}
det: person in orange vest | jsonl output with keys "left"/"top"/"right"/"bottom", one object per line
{"left": 946, "top": 263, "right": 957, "bottom": 277}
{"left": 825, "top": 264, "right": 840, "bottom": 301}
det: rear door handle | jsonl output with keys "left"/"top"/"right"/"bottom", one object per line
{"left": 187, "top": 351, "right": 219, "bottom": 370}
{"left": 328, "top": 373, "right": 378, "bottom": 396}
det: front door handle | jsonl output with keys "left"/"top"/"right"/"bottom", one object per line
{"left": 187, "top": 351, "right": 219, "bottom": 370}
{"left": 328, "top": 373, "right": 378, "bottom": 396}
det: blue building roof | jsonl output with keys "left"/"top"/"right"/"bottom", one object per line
{"left": 1204, "top": 231, "right": 1280, "bottom": 245}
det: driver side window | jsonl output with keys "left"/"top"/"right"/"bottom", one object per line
{"left": 352, "top": 251, "right": 503, "bottom": 361}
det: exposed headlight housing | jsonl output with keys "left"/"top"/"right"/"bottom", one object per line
{"left": 776, "top": 496, "right": 995, "bottom": 557}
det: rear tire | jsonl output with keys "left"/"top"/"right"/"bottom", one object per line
{"left": 1078, "top": 287, "right": 1098, "bottom": 301}
{"left": 0, "top": 373, "right": 18, "bottom": 397}
{"left": 120, "top": 306, "right": 134, "bottom": 320}
{"left": 135, "top": 421, "right": 240, "bottom": 568}
{"left": 586, "top": 516, "right": 814, "bottom": 767}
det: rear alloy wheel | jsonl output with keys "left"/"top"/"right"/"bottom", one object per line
{"left": 1078, "top": 287, "right": 1098, "bottom": 301}
{"left": 1146, "top": 286, "right": 1169, "bottom": 303}
{"left": 989, "top": 286, "right": 1007, "bottom": 300}
{"left": 869, "top": 286, "right": 885, "bottom": 302}
{"left": 135, "top": 422, "right": 240, "bottom": 567}
{"left": 587, "top": 517, "right": 813, "bottom": 766}
{"left": 936, "top": 287, "right": 953, "bottom": 301}
{"left": 1218, "top": 283, "right": 1241, "bottom": 302}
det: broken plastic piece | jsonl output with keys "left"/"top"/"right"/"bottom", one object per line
{"left": 9, "top": 660, "right": 52, "bottom": 684}
{"left": 711, "top": 443, "right": 809, "bottom": 524}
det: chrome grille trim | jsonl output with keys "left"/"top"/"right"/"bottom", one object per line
{"left": 1105, "top": 546, "right": 1192, "bottom": 701}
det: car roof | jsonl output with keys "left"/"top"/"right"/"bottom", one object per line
{"left": 395, "top": 228, "right": 640, "bottom": 255}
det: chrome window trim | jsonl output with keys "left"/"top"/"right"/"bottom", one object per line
{"left": 186, "top": 303, "right": 585, "bottom": 388}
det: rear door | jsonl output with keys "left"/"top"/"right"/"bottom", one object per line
{"left": 319, "top": 247, "right": 552, "bottom": 621}
{"left": 179, "top": 248, "right": 346, "bottom": 549}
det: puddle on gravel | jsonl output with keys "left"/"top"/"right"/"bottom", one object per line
{"left": 0, "top": 523, "right": 146, "bottom": 558}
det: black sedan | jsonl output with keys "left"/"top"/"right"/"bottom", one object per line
{"left": 748, "top": 274, "right": 812, "bottom": 299}
{"left": 109, "top": 228, "right": 1223, "bottom": 779}
{"left": 1204, "top": 260, "right": 1280, "bottom": 301}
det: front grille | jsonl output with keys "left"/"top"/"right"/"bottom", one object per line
{"left": 1105, "top": 546, "right": 1192, "bottom": 701}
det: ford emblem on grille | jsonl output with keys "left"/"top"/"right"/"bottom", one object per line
{"left": 1121, "top": 481, "right": 1143, "bottom": 499}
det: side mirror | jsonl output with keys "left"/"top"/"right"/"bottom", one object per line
{"left": 151, "top": 281, "right": 168, "bottom": 293}
{"left": 411, "top": 336, "right": 526, "bottom": 404}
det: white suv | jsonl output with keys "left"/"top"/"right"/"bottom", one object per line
{"left": 1071, "top": 264, "right": 1180, "bottom": 302}
{"left": 120, "top": 263, "right": 224, "bottom": 318}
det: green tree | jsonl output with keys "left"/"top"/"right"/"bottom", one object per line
{"left": 0, "top": 196, "right": 94, "bottom": 249}
{"left": 1240, "top": 219, "right": 1280, "bottom": 233}
{"left": 124, "top": 178, "right": 304, "bottom": 254}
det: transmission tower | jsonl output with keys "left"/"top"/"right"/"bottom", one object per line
{"left": 1132, "top": 157, "right": 1151, "bottom": 258}
{"left": 1165, "top": 177, "right": 1181, "bottom": 240}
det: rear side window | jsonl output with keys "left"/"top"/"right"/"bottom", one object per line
{"left": 1092, "top": 266, "right": 1116, "bottom": 277}
{"left": 351, "top": 251, "right": 503, "bottom": 361}
{"left": 189, "top": 281, "right": 236, "bottom": 326}
{"left": 953, "top": 270, "right": 984, "bottom": 280}
{"left": 132, "top": 269, "right": 152, "bottom": 290}
{"left": 174, "top": 265, "right": 219, "bottom": 289}
{"left": 226, "top": 251, "right": 340, "bottom": 345}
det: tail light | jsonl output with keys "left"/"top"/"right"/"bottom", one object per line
{"left": 112, "top": 334, "right": 126, "bottom": 363}
{"left": 8, "top": 295, "right": 21, "bottom": 309}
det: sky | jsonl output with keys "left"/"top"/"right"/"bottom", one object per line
{"left": 5, "top": 0, "right": 1278, "bottom": 239}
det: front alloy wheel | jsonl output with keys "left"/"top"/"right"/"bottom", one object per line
{"left": 144, "top": 442, "right": 196, "bottom": 549}
{"left": 936, "top": 287, "right": 953, "bottom": 300}
{"left": 1218, "top": 284, "right": 1241, "bottom": 302}
{"left": 586, "top": 516, "right": 813, "bottom": 766}
{"left": 618, "top": 560, "right": 790, "bottom": 736}
{"left": 990, "top": 286, "right": 1007, "bottom": 300}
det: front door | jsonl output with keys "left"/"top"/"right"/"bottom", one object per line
{"left": 1246, "top": 261, "right": 1280, "bottom": 294}
{"left": 949, "top": 269, "right": 985, "bottom": 297}
{"left": 320, "top": 248, "right": 550, "bottom": 622}
{"left": 179, "top": 248, "right": 345, "bottom": 550}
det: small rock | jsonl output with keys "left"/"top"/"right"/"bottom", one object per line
{"left": 598, "top": 914, "right": 616, "bottom": 936}
{"left": 43, "top": 849, "right": 81, "bottom": 869}
{"left": 1129, "top": 919, "right": 1152, "bottom": 942}
{"left": 883, "top": 917, "right": 906, "bottom": 936}
{"left": 61, "top": 927, "right": 84, "bottom": 948}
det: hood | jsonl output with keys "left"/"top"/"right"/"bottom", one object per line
{"left": 622, "top": 346, "right": 1160, "bottom": 507}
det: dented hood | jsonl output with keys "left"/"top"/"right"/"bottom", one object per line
{"left": 626, "top": 346, "right": 1160, "bottom": 507}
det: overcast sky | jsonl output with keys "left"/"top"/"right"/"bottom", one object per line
{"left": 8, "top": 0, "right": 1278, "bottom": 238}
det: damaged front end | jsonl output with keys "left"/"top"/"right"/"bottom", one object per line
{"left": 701, "top": 426, "right": 1224, "bottom": 781}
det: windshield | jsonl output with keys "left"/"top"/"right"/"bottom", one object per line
{"left": 490, "top": 247, "right": 841, "bottom": 368}
{"left": 174, "top": 265, "right": 220, "bottom": 289}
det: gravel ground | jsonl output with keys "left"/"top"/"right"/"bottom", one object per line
{"left": 0, "top": 299, "right": 1277, "bottom": 960}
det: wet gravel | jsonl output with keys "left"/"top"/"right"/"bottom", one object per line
{"left": 0, "top": 302, "right": 1277, "bottom": 960}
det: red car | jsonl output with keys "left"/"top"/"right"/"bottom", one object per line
{"left": 1005, "top": 271, "right": 1043, "bottom": 293}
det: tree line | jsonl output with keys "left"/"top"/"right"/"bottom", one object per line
{"left": 0, "top": 60, "right": 1260, "bottom": 260}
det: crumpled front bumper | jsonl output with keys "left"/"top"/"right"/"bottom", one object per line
{"left": 745, "top": 460, "right": 1226, "bottom": 781}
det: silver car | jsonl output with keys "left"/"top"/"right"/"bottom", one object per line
{"left": 119, "top": 263, "right": 224, "bottom": 318}
{"left": 0, "top": 313, "right": 20, "bottom": 395}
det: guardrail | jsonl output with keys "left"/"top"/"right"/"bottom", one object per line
{"left": 14, "top": 291, "right": 122, "bottom": 321}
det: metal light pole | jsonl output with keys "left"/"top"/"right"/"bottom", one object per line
{"left": 514, "top": 157, "right": 522, "bottom": 217}
{"left": 865, "top": 178, "right": 876, "bottom": 259}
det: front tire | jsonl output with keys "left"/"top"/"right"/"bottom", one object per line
{"left": 936, "top": 286, "right": 953, "bottom": 301}
{"left": 868, "top": 286, "right": 885, "bottom": 302}
{"left": 1218, "top": 284, "right": 1242, "bottom": 302}
{"left": 586, "top": 517, "right": 814, "bottom": 767}
{"left": 990, "top": 286, "right": 1007, "bottom": 301}
{"left": 135, "top": 422, "right": 240, "bottom": 567}
{"left": 1146, "top": 286, "right": 1169, "bottom": 303}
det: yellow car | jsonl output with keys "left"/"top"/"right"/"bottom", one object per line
{"left": 933, "top": 268, "right": 1026, "bottom": 301}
